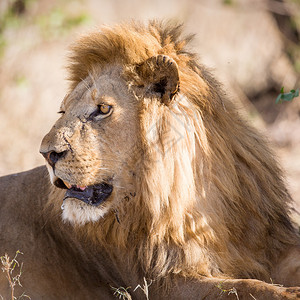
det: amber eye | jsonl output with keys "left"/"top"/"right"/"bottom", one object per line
{"left": 89, "top": 104, "right": 113, "bottom": 120}
{"left": 98, "top": 104, "right": 111, "bottom": 115}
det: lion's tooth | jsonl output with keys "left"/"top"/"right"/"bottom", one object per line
{"left": 64, "top": 181, "right": 72, "bottom": 189}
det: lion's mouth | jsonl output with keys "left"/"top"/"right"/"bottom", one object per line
{"left": 54, "top": 178, "right": 113, "bottom": 206}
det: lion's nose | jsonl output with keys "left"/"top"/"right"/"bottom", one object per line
{"left": 40, "top": 150, "right": 67, "bottom": 168}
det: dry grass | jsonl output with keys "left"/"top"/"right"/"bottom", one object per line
{"left": 111, "top": 277, "right": 152, "bottom": 300}
{"left": 111, "top": 285, "right": 132, "bottom": 300}
{"left": 0, "top": 251, "right": 30, "bottom": 300}
{"left": 216, "top": 282, "right": 240, "bottom": 300}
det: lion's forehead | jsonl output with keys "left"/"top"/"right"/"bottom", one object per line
{"left": 63, "top": 66, "right": 135, "bottom": 111}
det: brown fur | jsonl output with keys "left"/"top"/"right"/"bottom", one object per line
{"left": 1, "top": 20, "right": 300, "bottom": 299}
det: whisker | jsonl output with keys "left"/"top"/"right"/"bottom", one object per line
{"left": 88, "top": 70, "right": 97, "bottom": 88}
{"left": 97, "top": 158, "right": 125, "bottom": 163}
{"left": 80, "top": 77, "right": 92, "bottom": 93}
{"left": 111, "top": 184, "right": 126, "bottom": 190}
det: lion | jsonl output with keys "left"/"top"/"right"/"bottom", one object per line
{"left": 1, "top": 20, "right": 300, "bottom": 299}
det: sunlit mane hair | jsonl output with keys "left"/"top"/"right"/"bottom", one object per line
{"left": 65, "top": 20, "right": 297, "bottom": 281}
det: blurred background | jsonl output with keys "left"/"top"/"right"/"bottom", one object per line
{"left": 0, "top": 0, "right": 299, "bottom": 217}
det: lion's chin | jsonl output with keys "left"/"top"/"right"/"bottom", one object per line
{"left": 61, "top": 198, "right": 111, "bottom": 225}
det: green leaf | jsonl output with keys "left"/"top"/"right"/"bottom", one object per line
{"left": 281, "top": 93, "right": 295, "bottom": 101}
{"left": 275, "top": 94, "right": 282, "bottom": 104}
{"left": 275, "top": 88, "right": 299, "bottom": 103}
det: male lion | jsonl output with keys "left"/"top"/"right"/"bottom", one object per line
{"left": 0, "top": 21, "right": 300, "bottom": 299}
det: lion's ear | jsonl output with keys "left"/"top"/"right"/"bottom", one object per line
{"left": 137, "top": 55, "right": 180, "bottom": 105}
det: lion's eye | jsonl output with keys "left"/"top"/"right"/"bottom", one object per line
{"left": 89, "top": 104, "right": 113, "bottom": 120}
{"left": 98, "top": 104, "right": 111, "bottom": 115}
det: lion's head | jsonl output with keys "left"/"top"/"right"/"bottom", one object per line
{"left": 40, "top": 65, "right": 141, "bottom": 224}
{"left": 40, "top": 20, "right": 298, "bottom": 281}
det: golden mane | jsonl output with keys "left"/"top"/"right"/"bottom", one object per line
{"left": 65, "top": 20, "right": 298, "bottom": 283}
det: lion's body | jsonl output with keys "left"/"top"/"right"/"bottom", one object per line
{"left": 1, "top": 21, "right": 300, "bottom": 299}
{"left": 0, "top": 167, "right": 131, "bottom": 299}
